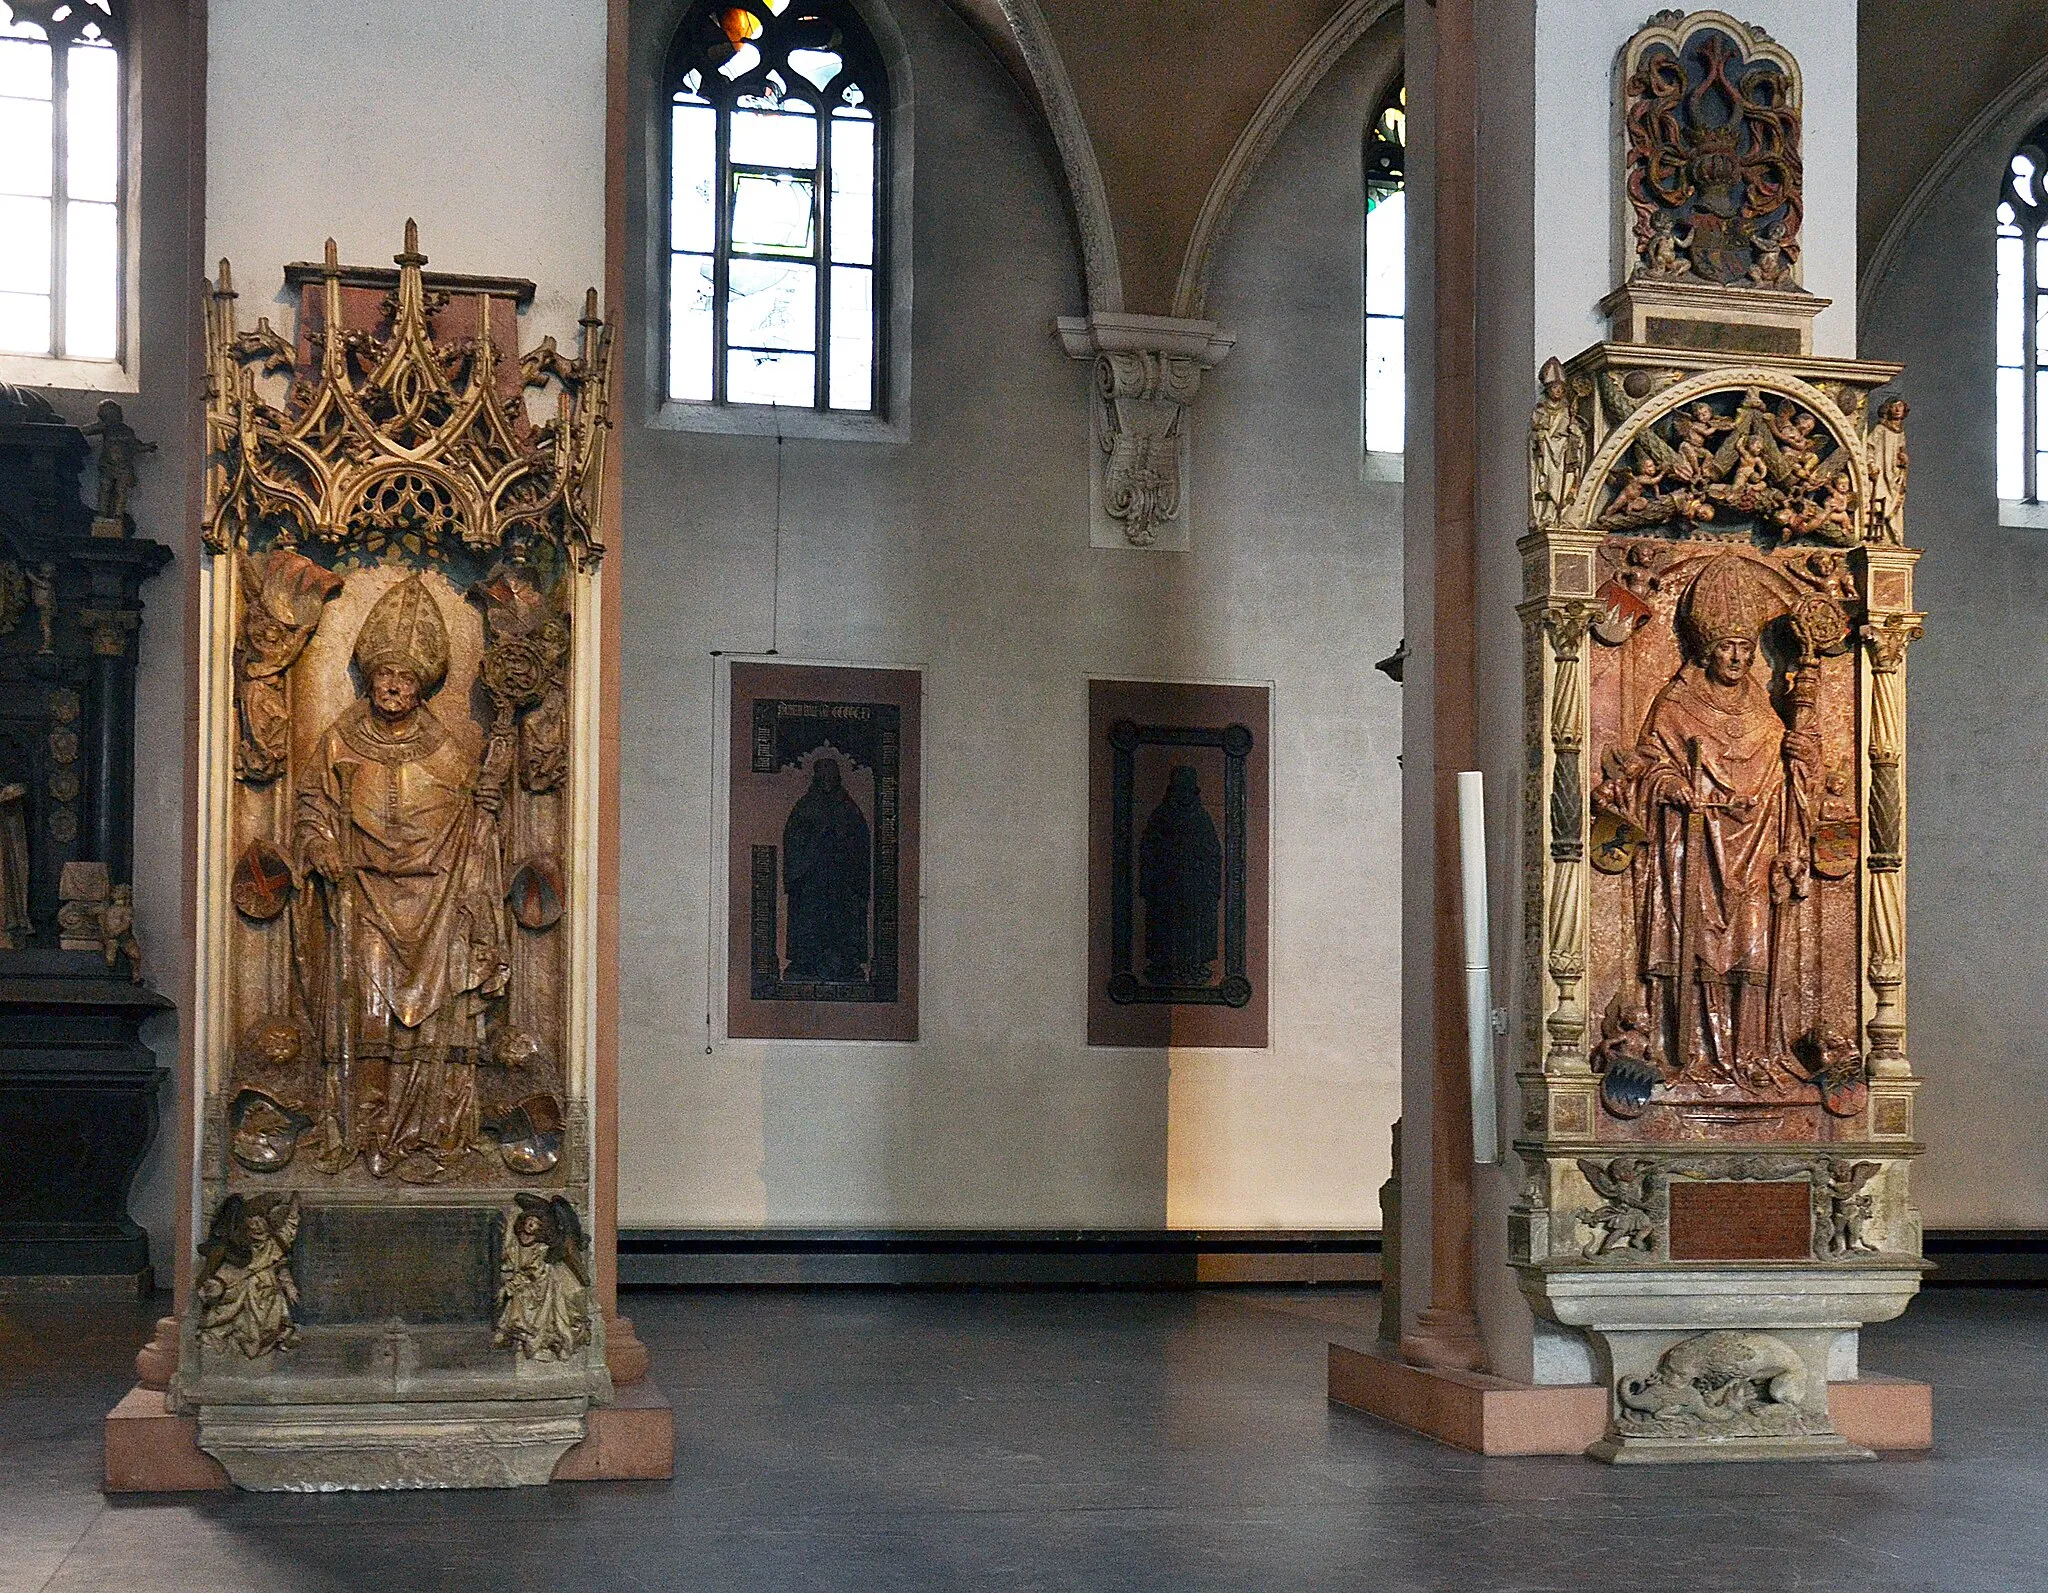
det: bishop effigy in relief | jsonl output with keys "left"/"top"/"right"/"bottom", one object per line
{"left": 1593, "top": 555, "right": 1818, "bottom": 1094}
{"left": 293, "top": 574, "right": 512, "bottom": 1180}
{"left": 781, "top": 757, "right": 871, "bottom": 983}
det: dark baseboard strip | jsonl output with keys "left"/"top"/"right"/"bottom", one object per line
{"left": 1924, "top": 1230, "right": 2048, "bottom": 1284}
{"left": 618, "top": 1229, "right": 1381, "bottom": 1289}
{"left": 617, "top": 1228, "right": 2048, "bottom": 1289}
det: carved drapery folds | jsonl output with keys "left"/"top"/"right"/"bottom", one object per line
{"left": 1622, "top": 11, "right": 1803, "bottom": 289}
{"left": 1055, "top": 314, "right": 1236, "bottom": 551}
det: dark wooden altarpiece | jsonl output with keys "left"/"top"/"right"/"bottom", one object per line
{"left": 0, "top": 385, "right": 172, "bottom": 1287}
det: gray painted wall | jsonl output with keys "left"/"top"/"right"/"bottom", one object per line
{"left": 1863, "top": 80, "right": 2048, "bottom": 1229}
{"left": 613, "top": 0, "right": 1407, "bottom": 1231}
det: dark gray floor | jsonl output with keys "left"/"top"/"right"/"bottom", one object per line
{"left": 2, "top": 1285, "right": 2042, "bottom": 1593}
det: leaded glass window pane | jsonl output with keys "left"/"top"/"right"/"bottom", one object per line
{"left": 665, "top": 0, "right": 885, "bottom": 412}
{"left": 0, "top": 4, "right": 123, "bottom": 362}
{"left": 1999, "top": 124, "right": 2048, "bottom": 503}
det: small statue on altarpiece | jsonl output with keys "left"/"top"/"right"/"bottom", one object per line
{"left": 1865, "top": 397, "right": 1909, "bottom": 546}
{"left": 96, "top": 882, "right": 140, "bottom": 980}
{"left": 292, "top": 574, "right": 512, "bottom": 1181}
{"left": 495, "top": 1194, "right": 592, "bottom": 1361}
{"left": 1529, "top": 357, "right": 1589, "bottom": 529}
{"left": 79, "top": 400, "right": 156, "bottom": 527}
{"left": 196, "top": 1193, "right": 301, "bottom": 1358}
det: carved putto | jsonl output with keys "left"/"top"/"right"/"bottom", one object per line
{"left": 1593, "top": 387, "right": 1861, "bottom": 544}
{"left": 1622, "top": 13, "right": 1802, "bottom": 289}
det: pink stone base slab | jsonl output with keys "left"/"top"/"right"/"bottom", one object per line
{"left": 102, "top": 1378, "right": 676, "bottom": 1492}
{"left": 1327, "top": 1345, "right": 1933, "bottom": 1457}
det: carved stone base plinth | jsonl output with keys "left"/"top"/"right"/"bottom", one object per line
{"left": 107, "top": 1379, "right": 675, "bottom": 1490}
{"left": 1523, "top": 1262, "right": 1924, "bottom": 1464}
{"left": 1588, "top": 1427, "right": 1872, "bottom": 1464}
{"left": 1328, "top": 1347, "right": 1932, "bottom": 1458}
{"left": 195, "top": 1398, "right": 590, "bottom": 1491}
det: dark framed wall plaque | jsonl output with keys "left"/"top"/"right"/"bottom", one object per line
{"left": 728, "top": 662, "right": 920, "bottom": 1041}
{"left": 1088, "top": 679, "right": 1270, "bottom": 1048}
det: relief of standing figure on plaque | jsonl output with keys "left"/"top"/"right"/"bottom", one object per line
{"left": 1139, "top": 765, "right": 1222, "bottom": 987}
{"left": 1592, "top": 555, "right": 1822, "bottom": 1101}
{"left": 292, "top": 574, "right": 512, "bottom": 1182}
{"left": 782, "top": 757, "right": 872, "bottom": 983}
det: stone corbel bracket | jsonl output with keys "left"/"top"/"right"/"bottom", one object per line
{"left": 1054, "top": 314, "right": 1237, "bottom": 551}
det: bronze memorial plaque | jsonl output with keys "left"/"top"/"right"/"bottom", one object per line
{"left": 1667, "top": 1180, "right": 1812, "bottom": 1261}
{"left": 727, "top": 661, "right": 921, "bottom": 1042}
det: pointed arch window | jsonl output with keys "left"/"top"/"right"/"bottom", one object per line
{"left": 1999, "top": 118, "right": 2048, "bottom": 505}
{"left": 666, "top": 0, "right": 886, "bottom": 413}
{"left": 0, "top": 0, "right": 122, "bottom": 362}
{"left": 1362, "top": 79, "right": 1405, "bottom": 456}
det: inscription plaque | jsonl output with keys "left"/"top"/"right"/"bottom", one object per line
{"left": 1667, "top": 1180, "right": 1811, "bottom": 1261}
{"left": 294, "top": 1204, "right": 499, "bottom": 1325}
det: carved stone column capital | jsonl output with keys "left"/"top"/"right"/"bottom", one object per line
{"left": 77, "top": 605, "right": 140, "bottom": 657}
{"left": 1054, "top": 313, "right": 1236, "bottom": 550}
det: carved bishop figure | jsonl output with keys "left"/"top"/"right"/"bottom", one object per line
{"left": 1593, "top": 555, "right": 1819, "bottom": 1090}
{"left": 293, "top": 574, "right": 512, "bottom": 1179}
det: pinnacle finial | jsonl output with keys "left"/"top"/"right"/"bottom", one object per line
{"left": 216, "top": 258, "right": 234, "bottom": 296}
{"left": 323, "top": 237, "right": 339, "bottom": 272}
{"left": 405, "top": 217, "right": 419, "bottom": 253}
{"left": 581, "top": 287, "right": 599, "bottom": 324}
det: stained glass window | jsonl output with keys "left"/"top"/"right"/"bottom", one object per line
{"left": 0, "top": 1, "right": 122, "bottom": 362}
{"left": 1363, "top": 81, "right": 1404, "bottom": 455}
{"left": 667, "top": 0, "right": 885, "bottom": 412}
{"left": 1998, "top": 118, "right": 2048, "bottom": 504}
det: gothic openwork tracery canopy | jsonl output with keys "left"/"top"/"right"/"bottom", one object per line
{"left": 203, "top": 221, "right": 614, "bottom": 572}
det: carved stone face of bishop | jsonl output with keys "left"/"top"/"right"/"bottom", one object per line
{"left": 369, "top": 663, "right": 423, "bottom": 722}
{"left": 1705, "top": 635, "right": 1755, "bottom": 687}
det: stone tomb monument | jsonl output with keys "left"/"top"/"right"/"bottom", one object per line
{"left": 135, "top": 225, "right": 650, "bottom": 1488}
{"left": 1513, "top": 11, "right": 1926, "bottom": 1461}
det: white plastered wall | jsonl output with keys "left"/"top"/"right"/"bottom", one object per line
{"left": 613, "top": 0, "right": 1407, "bottom": 1232}
{"left": 1861, "top": 69, "right": 2048, "bottom": 1228}
{"left": 204, "top": 0, "right": 606, "bottom": 350}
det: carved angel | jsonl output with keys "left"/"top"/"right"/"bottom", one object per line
{"left": 1825, "top": 1160, "right": 1882, "bottom": 1257}
{"left": 1577, "top": 1156, "right": 1657, "bottom": 1259}
{"left": 1865, "top": 398, "right": 1908, "bottom": 546}
{"left": 496, "top": 1194, "right": 592, "bottom": 1361}
{"left": 196, "top": 1193, "right": 301, "bottom": 1358}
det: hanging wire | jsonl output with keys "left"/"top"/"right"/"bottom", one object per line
{"left": 704, "top": 416, "right": 790, "bottom": 1050}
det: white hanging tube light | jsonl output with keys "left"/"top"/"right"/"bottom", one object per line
{"left": 1457, "top": 770, "right": 1497, "bottom": 1164}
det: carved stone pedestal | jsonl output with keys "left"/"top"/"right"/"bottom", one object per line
{"left": 197, "top": 1398, "right": 593, "bottom": 1492}
{"left": 1530, "top": 1265, "right": 1922, "bottom": 1463}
